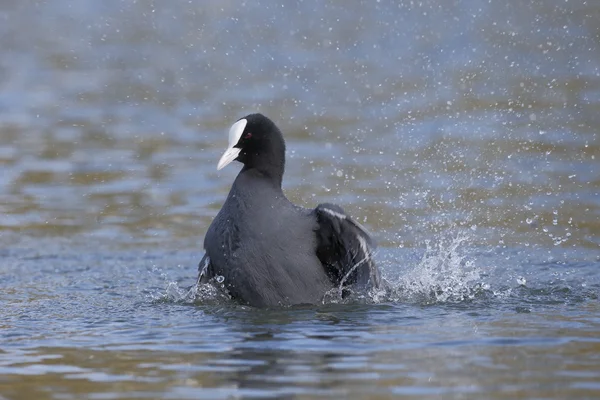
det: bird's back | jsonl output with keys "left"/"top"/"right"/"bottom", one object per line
{"left": 204, "top": 170, "right": 332, "bottom": 306}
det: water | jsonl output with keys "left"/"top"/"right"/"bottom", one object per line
{"left": 1, "top": 0, "right": 599, "bottom": 398}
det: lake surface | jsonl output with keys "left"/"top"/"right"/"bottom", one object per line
{"left": 1, "top": 0, "right": 599, "bottom": 399}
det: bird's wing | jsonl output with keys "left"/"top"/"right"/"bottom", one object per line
{"left": 313, "top": 203, "right": 381, "bottom": 289}
{"left": 197, "top": 253, "right": 213, "bottom": 285}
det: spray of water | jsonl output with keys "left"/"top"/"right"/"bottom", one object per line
{"left": 152, "top": 276, "right": 231, "bottom": 304}
{"left": 156, "top": 231, "right": 487, "bottom": 306}
{"left": 387, "top": 233, "right": 487, "bottom": 304}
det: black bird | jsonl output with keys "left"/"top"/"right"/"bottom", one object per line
{"left": 197, "top": 113, "right": 381, "bottom": 307}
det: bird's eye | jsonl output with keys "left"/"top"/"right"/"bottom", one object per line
{"left": 244, "top": 132, "right": 252, "bottom": 139}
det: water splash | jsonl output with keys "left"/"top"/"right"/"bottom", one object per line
{"left": 319, "top": 232, "right": 488, "bottom": 305}
{"left": 153, "top": 280, "right": 231, "bottom": 304}
{"left": 385, "top": 233, "right": 487, "bottom": 304}
{"left": 154, "top": 232, "right": 488, "bottom": 307}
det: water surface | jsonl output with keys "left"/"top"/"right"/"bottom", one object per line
{"left": 1, "top": 0, "right": 599, "bottom": 399}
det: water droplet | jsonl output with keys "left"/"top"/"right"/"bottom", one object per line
{"left": 216, "top": 275, "right": 225, "bottom": 283}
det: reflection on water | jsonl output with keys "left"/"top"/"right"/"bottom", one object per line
{"left": 1, "top": 301, "right": 599, "bottom": 399}
{"left": 1, "top": 241, "right": 599, "bottom": 398}
{"left": 1, "top": 0, "right": 599, "bottom": 399}
{"left": 1, "top": 0, "right": 599, "bottom": 251}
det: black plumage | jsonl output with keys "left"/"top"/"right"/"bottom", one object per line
{"left": 198, "top": 113, "right": 381, "bottom": 307}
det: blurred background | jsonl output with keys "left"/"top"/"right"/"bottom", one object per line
{"left": 1, "top": 1, "right": 600, "bottom": 399}
{"left": 1, "top": 0, "right": 598, "bottom": 252}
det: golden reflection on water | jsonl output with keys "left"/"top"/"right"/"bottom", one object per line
{"left": 2, "top": 123, "right": 598, "bottom": 249}
{"left": 1, "top": 309, "right": 598, "bottom": 400}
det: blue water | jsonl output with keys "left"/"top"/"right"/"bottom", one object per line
{"left": 1, "top": 0, "right": 599, "bottom": 398}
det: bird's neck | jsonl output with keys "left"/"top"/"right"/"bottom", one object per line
{"left": 240, "top": 162, "right": 284, "bottom": 189}
{"left": 241, "top": 144, "right": 286, "bottom": 188}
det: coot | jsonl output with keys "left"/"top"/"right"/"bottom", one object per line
{"left": 197, "top": 113, "right": 381, "bottom": 307}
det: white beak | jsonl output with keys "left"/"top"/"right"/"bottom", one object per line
{"left": 217, "top": 118, "right": 247, "bottom": 170}
{"left": 217, "top": 147, "right": 241, "bottom": 170}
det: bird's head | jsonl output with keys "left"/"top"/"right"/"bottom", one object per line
{"left": 217, "top": 113, "right": 286, "bottom": 184}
